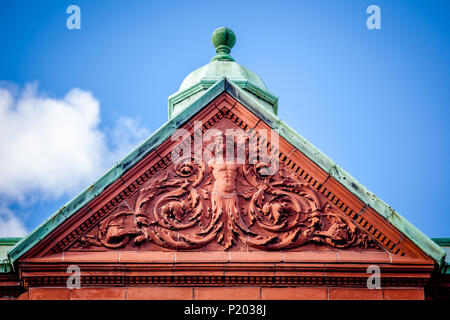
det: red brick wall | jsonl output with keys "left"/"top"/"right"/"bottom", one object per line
{"left": 19, "top": 286, "right": 425, "bottom": 300}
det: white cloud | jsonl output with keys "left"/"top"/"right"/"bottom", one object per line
{"left": 0, "top": 207, "right": 27, "bottom": 237}
{"left": 0, "top": 82, "right": 149, "bottom": 235}
{"left": 0, "top": 83, "right": 107, "bottom": 200}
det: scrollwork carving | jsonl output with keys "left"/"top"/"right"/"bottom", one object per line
{"left": 75, "top": 132, "right": 377, "bottom": 251}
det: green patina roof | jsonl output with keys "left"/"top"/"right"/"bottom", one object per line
{"left": 0, "top": 238, "right": 21, "bottom": 273}
{"left": 5, "top": 28, "right": 447, "bottom": 268}
{"left": 168, "top": 26, "right": 277, "bottom": 120}
{"left": 432, "top": 238, "right": 450, "bottom": 274}
{"left": 179, "top": 60, "right": 268, "bottom": 93}
{"left": 433, "top": 238, "right": 450, "bottom": 246}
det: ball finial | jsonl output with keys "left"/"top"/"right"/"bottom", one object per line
{"left": 211, "top": 27, "right": 236, "bottom": 61}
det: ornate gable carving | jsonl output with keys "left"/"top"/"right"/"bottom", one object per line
{"left": 72, "top": 127, "right": 377, "bottom": 251}
{"left": 26, "top": 93, "right": 430, "bottom": 259}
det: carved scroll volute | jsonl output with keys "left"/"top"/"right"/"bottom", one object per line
{"left": 75, "top": 132, "right": 377, "bottom": 251}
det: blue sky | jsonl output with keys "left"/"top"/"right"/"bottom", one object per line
{"left": 0, "top": 0, "right": 448, "bottom": 238}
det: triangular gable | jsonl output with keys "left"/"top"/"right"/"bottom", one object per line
{"left": 59, "top": 102, "right": 382, "bottom": 253}
{"left": 8, "top": 79, "right": 444, "bottom": 266}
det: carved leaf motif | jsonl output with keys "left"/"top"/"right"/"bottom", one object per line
{"left": 74, "top": 132, "right": 378, "bottom": 251}
{"left": 254, "top": 189, "right": 265, "bottom": 207}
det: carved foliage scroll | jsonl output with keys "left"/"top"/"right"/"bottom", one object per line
{"left": 75, "top": 132, "right": 376, "bottom": 251}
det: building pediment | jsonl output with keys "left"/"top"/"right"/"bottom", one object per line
{"left": 69, "top": 118, "right": 378, "bottom": 253}
{"left": 10, "top": 88, "right": 437, "bottom": 294}
{"left": 1, "top": 26, "right": 446, "bottom": 301}
{"left": 13, "top": 87, "right": 434, "bottom": 263}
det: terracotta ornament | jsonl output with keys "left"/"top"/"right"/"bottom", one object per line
{"left": 76, "top": 132, "right": 376, "bottom": 251}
